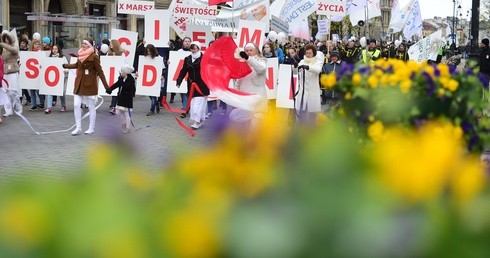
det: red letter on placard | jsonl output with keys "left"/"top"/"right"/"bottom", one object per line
{"left": 143, "top": 65, "right": 157, "bottom": 86}
{"left": 289, "top": 77, "right": 298, "bottom": 100}
{"left": 265, "top": 67, "right": 274, "bottom": 90}
{"left": 118, "top": 37, "right": 131, "bottom": 57}
{"left": 155, "top": 20, "right": 160, "bottom": 40}
{"left": 109, "top": 67, "right": 116, "bottom": 86}
{"left": 25, "top": 58, "right": 40, "bottom": 79}
{"left": 239, "top": 28, "right": 261, "bottom": 48}
{"left": 192, "top": 32, "right": 206, "bottom": 51}
{"left": 172, "top": 59, "right": 188, "bottom": 81}
{"left": 44, "top": 66, "right": 60, "bottom": 87}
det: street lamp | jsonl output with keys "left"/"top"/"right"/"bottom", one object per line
{"left": 452, "top": 0, "right": 456, "bottom": 45}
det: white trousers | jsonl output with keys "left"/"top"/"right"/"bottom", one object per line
{"left": 189, "top": 96, "right": 207, "bottom": 124}
{"left": 73, "top": 94, "right": 96, "bottom": 130}
{"left": 116, "top": 108, "right": 131, "bottom": 130}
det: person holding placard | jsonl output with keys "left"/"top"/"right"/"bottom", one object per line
{"left": 230, "top": 42, "right": 268, "bottom": 131}
{"left": 176, "top": 41, "right": 209, "bottom": 130}
{"left": 29, "top": 39, "right": 45, "bottom": 111}
{"left": 144, "top": 44, "right": 164, "bottom": 116}
{"left": 63, "top": 37, "right": 110, "bottom": 135}
{"left": 107, "top": 39, "right": 125, "bottom": 115}
{"left": 45, "top": 45, "right": 68, "bottom": 114}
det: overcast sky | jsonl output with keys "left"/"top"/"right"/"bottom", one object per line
{"left": 419, "top": 0, "right": 473, "bottom": 19}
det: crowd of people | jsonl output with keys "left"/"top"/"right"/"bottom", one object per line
{"left": 1, "top": 29, "right": 489, "bottom": 133}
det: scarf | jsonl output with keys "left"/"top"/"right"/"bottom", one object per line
{"left": 191, "top": 51, "right": 202, "bottom": 60}
{"left": 78, "top": 47, "right": 94, "bottom": 63}
{"left": 264, "top": 52, "right": 273, "bottom": 58}
{"left": 303, "top": 56, "right": 317, "bottom": 65}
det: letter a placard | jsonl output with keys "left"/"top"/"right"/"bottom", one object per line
{"left": 237, "top": 20, "right": 267, "bottom": 49}
{"left": 145, "top": 9, "right": 170, "bottom": 48}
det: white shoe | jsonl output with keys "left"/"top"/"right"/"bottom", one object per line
{"left": 191, "top": 123, "right": 202, "bottom": 130}
{"left": 71, "top": 128, "right": 82, "bottom": 135}
{"left": 2, "top": 113, "right": 11, "bottom": 117}
{"left": 205, "top": 112, "right": 213, "bottom": 119}
{"left": 85, "top": 128, "right": 95, "bottom": 135}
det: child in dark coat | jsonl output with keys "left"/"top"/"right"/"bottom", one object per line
{"left": 106, "top": 64, "right": 136, "bottom": 134}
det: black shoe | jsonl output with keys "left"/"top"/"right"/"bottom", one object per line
{"left": 321, "top": 100, "right": 327, "bottom": 105}
{"left": 180, "top": 113, "right": 186, "bottom": 118}
{"left": 37, "top": 104, "right": 45, "bottom": 109}
{"left": 147, "top": 112, "right": 155, "bottom": 116}
{"left": 169, "top": 99, "right": 174, "bottom": 103}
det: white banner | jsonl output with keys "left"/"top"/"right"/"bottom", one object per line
{"left": 136, "top": 56, "right": 164, "bottom": 97}
{"left": 276, "top": 64, "right": 297, "bottom": 109}
{"left": 289, "top": 19, "right": 310, "bottom": 41}
{"left": 145, "top": 10, "right": 170, "bottom": 48}
{"left": 408, "top": 30, "right": 444, "bottom": 63}
{"left": 111, "top": 29, "right": 138, "bottom": 67}
{"left": 170, "top": 0, "right": 270, "bottom": 36}
{"left": 389, "top": 0, "right": 415, "bottom": 33}
{"left": 316, "top": 0, "right": 346, "bottom": 16}
{"left": 349, "top": 0, "right": 381, "bottom": 26}
{"left": 402, "top": 0, "right": 422, "bottom": 40}
{"left": 237, "top": 20, "right": 267, "bottom": 49}
{"left": 117, "top": 0, "right": 155, "bottom": 15}
{"left": 279, "top": 0, "right": 316, "bottom": 24}
{"left": 271, "top": 15, "right": 289, "bottom": 34}
{"left": 185, "top": 24, "right": 214, "bottom": 52}
{"left": 18, "top": 51, "right": 45, "bottom": 90}
{"left": 315, "top": 19, "right": 330, "bottom": 39}
{"left": 98, "top": 56, "right": 126, "bottom": 96}
{"left": 65, "top": 57, "right": 77, "bottom": 96}
{"left": 39, "top": 57, "right": 67, "bottom": 96}
{"left": 167, "top": 51, "right": 191, "bottom": 94}
{"left": 265, "top": 57, "right": 279, "bottom": 99}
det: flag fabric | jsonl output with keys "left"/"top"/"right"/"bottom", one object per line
{"left": 389, "top": 0, "right": 415, "bottom": 33}
{"left": 349, "top": 0, "right": 381, "bottom": 26}
{"left": 290, "top": 19, "right": 310, "bottom": 41}
{"left": 346, "top": 0, "right": 367, "bottom": 14}
{"left": 209, "top": 0, "right": 227, "bottom": 5}
{"left": 279, "top": 0, "right": 316, "bottom": 24}
{"left": 402, "top": 0, "right": 423, "bottom": 39}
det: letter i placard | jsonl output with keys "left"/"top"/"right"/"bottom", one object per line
{"left": 145, "top": 9, "right": 170, "bottom": 48}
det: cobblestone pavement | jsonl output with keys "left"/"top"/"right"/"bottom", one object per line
{"left": 0, "top": 95, "right": 217, "bottom": 180}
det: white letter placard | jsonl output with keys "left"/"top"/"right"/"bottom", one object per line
{"left": 99, "top": 56, "right": 126, "bottom": 96}
{"left": 167, "top": 51, "right": 192, "bottom": 94}
{"left": 145, "top": 10, "right": 170, "bottom": 48}
{"left": 39, "top": 56, "right": 67, "bottom": 96}
{"left": 276, "top": 64, "right": 298, "bottom": 109}
{"left": 136, "top": 55, "right": 164, "bottom": 97}
{"left": 111, "top": 29, "right": 138, "bottom": 67}
{"left": 18, "top": 51, "right": 46, "bottom": 90}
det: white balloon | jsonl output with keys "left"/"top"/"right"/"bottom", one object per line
{"left": 360, "top": 37, "right": 367, "bottom": 48}
{"left": 33, "top": 32, "right": 41, "bottom": 41}
{"left": 268, "top": 31, "right": 278, "bottom": 41}
{"left": 277, "top": 32, "right": 287, "bottom": 44}
{"left": 100, "top": 44, "right": 109, "bottom": 54}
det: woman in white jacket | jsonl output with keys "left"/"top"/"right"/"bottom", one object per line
{"left": 231, "top": 42, "right": 268, "bottom": 128}
{"left": 294, "top": 44, "right": 323, "bottom": 123}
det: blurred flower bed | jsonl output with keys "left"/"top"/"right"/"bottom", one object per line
{"left": 1, "top": 114, "right": 489, "bottom": 258}
{"left": 1, "top": 60, "right": 490, "bottom": 258}
{"left": 321, "top": 59, "right": 490, "bottom": 151}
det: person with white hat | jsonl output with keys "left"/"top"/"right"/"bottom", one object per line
{"left": 176, "top": 41, "right": 210, "bottom": 129}
{"left": 0, "top": 29, "right": 22, "bottom": 119}
{"left": 106, "top": 64, "right": 136, "bottom": 134}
